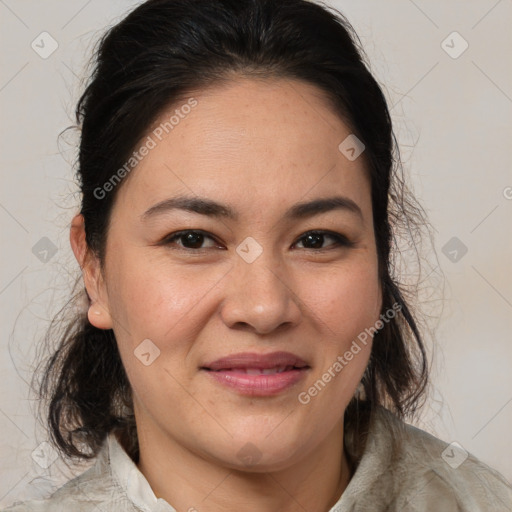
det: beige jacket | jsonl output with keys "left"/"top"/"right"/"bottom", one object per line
{"left": 3, "top": 407, "right": 512, "bottom": 511}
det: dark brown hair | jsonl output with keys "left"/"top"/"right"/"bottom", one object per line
{"left": 38, "top": 0, "right": 431, "bottom": 465}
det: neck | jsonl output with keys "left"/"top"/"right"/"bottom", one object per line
{"left": 135, "top": 416, "right": 352, "bottom": 512}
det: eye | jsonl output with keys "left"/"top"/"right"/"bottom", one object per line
{"left": 160, "top": 230, "right": 222, "bottom": 250}
{"left": 159, "top": 229, "right": 353, "bottom": 252}
{"left": 293, "top": 230, "right": 354, "bottom": 251}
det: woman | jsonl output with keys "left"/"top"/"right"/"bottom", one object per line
{"left": 4, "top": 0, "right": 511, "bottom": 510}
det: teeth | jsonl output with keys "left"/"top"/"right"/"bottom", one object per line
{"left": 237, "top": 366, "right": 294, "bottom": 375}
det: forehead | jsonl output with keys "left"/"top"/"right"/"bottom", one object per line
{"left": 114, "top": 77, "right": 371, "bottom": 219}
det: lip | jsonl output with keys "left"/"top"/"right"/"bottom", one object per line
{"left": 203, "top": 351, "right": 309, "bottom": 371}
{"left": 200, "top": 351, "right": 310, "bottom": 396}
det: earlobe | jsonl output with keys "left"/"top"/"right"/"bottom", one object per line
{"left": 70, "top": 213, "right": 114, "bottom": 330}
{"left": 87, "top": 300, "right": 113, "bottom": 330}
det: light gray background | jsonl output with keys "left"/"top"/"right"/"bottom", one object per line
{"left": 1, "top": 0, "right": 511, "bottom": 506}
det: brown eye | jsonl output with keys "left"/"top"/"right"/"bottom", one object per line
{"left": 294, "top": 230, "right": 353, "bottom": 250}
{"left": 161, "top": 230, "right": 221, "bottom": 250}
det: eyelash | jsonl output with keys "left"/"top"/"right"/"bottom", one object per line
{"left": 159, "top": 229, "right": 354, "bottom": 253}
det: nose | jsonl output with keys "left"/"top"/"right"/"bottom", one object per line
{"left": 219, "top": 250, "right": 302, "bottom": 335}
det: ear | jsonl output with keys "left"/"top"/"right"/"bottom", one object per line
{"left": 70, "top": 213, "right": 113, "bottom": 330}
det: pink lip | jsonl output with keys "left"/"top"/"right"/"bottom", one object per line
{"left": 201, "top": 351, "right": 310, "bottom": 396}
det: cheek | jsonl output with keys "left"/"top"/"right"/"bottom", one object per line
{"left": 105, "top": 255, "right": 215, "bottom": 347}
{"left": 292, "top": 266, "right": 379, "bottom": 444}
{"left": 106, "top": 259, "right": 215, "bottom": 399}
{"left": 303, "top": 259, "right": 381, "bottom": 343}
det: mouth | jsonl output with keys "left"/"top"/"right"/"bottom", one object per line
{"left": 200, "top": 351, "right": 310, "bottom": 396}
{"left": 205, "top": 365, "right": 303, "bottom": 375}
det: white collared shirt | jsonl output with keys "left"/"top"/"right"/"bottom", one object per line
{"left": 3, "top": 407, "right": 512, "bottom": 511}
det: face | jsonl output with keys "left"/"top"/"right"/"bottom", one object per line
{"left": 78, "top": 77, "right": 382, "bottom": 471}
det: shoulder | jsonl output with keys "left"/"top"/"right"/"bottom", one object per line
{"left": 401, "top": 422, "right": 511, "bottom": 510}
{"left": 348, "top": 406, "right": 512, "bottom": 511}
{"left": 1, "top": 468, "right": 101, "bottom": 511}
{"left": 1, "top": 441, "right": 134, "bottom": 512}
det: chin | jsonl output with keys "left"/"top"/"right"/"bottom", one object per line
{"left": 222, "top": 447, "right": 306, "bottom": 474}
{"left": 203, "top": 430, "right": 311, "bottom": 473}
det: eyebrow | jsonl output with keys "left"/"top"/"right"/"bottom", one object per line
{"left": 141, "top": 195, "right": 363, "bottom": 222}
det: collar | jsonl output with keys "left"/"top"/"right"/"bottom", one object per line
{"left": 108, "top": 432, "right": 177, "bottom": 512}
{"left": 106, "top": 407, "right": 393, "bottom": 511}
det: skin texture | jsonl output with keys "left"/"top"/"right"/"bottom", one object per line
{"left": 71, "top": 77, "right": 383, "bottom": 512}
